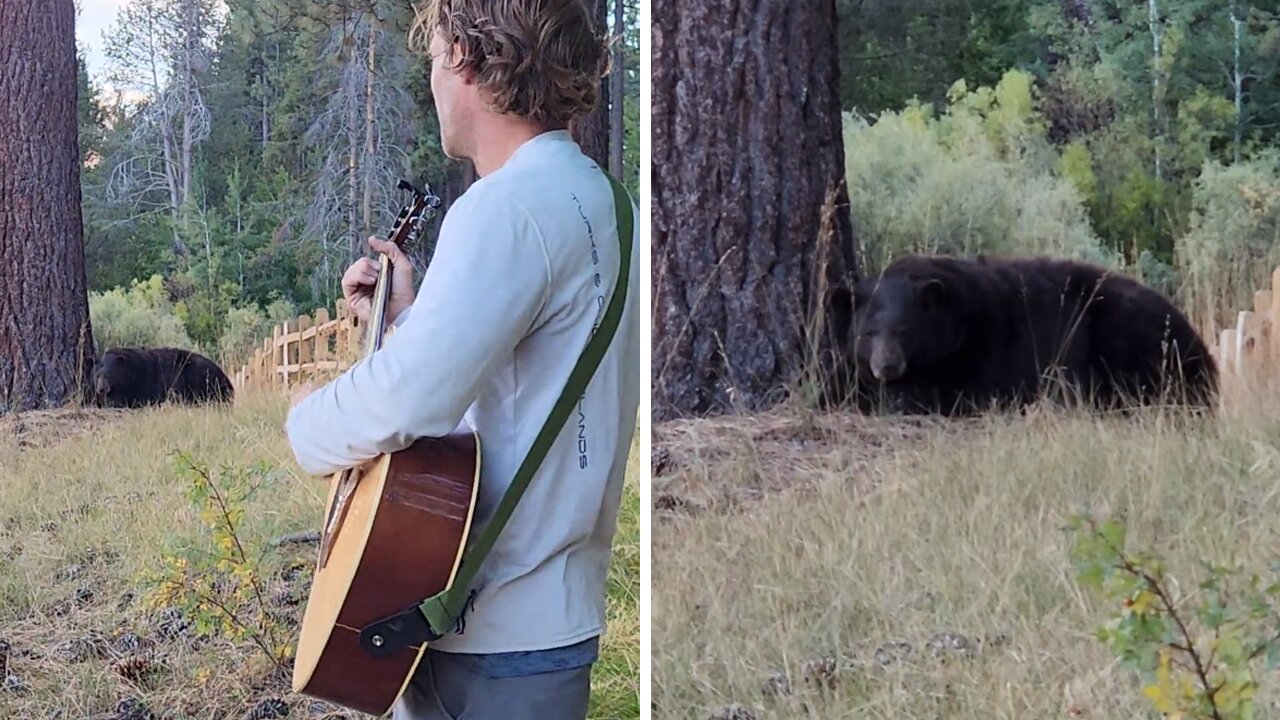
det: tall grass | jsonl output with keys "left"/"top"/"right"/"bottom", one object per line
{"left": 651, "top": 396, "right": 1280, "bottom": 719}
{"left": 0, "top": 396, "right": 639, "bottom": 718}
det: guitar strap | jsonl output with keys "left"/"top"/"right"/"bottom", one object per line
{"left": 358, "top": 171, "right": 635, "bottom": 655}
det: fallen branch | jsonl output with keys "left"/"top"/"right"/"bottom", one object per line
{"left": 270, "top": 531, "right": 320, "bottom": 547}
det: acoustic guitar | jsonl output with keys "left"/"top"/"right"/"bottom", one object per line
{"left": 291, "top": 179, "right": 482, "bottom": 715}
{"left": 290, "top": 171, "right": 634, "bottom": 717}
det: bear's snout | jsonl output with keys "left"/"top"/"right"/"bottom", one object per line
{"left": 870, "top": 340, "right": 906, "bottom": 382}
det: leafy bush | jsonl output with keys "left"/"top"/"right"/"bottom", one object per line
{"left": 1176, "top": 150, "right": 1280, "bottom": 327}
{"left": 89, "top": 274, "right": 194, "bottom": 352}
{"left": 843, "top": 70, "right": 1116, "bottom": 275}
{"left": 1134, "top": 248, "right": 1178, "bottom": 299}
{"left": 216, "top": 297, "right": 297, "bottom": 369}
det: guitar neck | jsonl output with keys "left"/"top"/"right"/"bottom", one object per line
{"left": 364, "top": 252, "right": 394, "bottom": 357}
{"left": 358, "top": 179, "right": 437, "bottom": 359}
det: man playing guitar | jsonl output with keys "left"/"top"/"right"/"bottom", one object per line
{"left": 283, "top": 1, "right": 639, "bottom": 718}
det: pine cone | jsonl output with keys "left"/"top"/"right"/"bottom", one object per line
{"left": 3, "top": 674, "right": 29, "bottom": 695}
{"left": 802, "top": 656, "right": 839, "bottom": 689}
{"left": 113, "top": 697, "right": 155, "bottom": 720}
{"left": 243, "top": 698, "right": 289, "bottom": 720}
{"left": 112, "top": 653, "right": 154, "bottom": 681}
{"left": 708, "top": 705, "right": 757, "bottom": 720}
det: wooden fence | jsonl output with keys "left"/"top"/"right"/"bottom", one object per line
{"left": 1211, "top": 266, "right": 1280, "bottom": 398}
{"left": 232, "top": 299, "right": 367, "bottom": 393}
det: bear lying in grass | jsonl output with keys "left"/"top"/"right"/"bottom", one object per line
{"left": 91, "top": 347, "right": 234, "bottom": 409}
{"left": 831, "top": 254, "right": 1218, "bottom": 416}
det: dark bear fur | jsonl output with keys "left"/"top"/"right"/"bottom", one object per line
{"left": 829, "top": 254, "right": 1218, "bottom": 416}
{"left": 92, "top": 346, "right": 234, "bottom": 408}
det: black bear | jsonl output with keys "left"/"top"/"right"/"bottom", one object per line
{"left": 829, "top": 254, "right": 1218, "bottom": 416}
{"left": 91, "top": 347, "right": 234, "bottom": 409}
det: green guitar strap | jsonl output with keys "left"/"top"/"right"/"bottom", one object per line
{"left": 379, "top": 171, "right": 634, "bottom": 646}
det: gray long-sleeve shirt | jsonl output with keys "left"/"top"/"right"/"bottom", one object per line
{"left": 285, "top": 130, "right": 640, "bottom": 654}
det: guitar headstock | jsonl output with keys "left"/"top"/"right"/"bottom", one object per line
{"left": 385, "top": 178, "right": 443, "bottom": 254}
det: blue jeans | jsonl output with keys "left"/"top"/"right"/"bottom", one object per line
{"left": 391, "top": 637, "right": 598, "bottom": 720}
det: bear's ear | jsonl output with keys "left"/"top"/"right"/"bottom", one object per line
{"left": 918, "top": 278, "right": 946, "bottom": 307}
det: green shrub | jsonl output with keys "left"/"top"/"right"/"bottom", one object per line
{"left": 1176, "top": 150, "right": 1280, "bottom": 327}
{"left": 89, "top": 275, "right": 194, "bottom": 352}
{"left": 216, "top": 297, "right": 296, "bottom": 369}
{"left": 843, "top": 70, "right": 1116, "bottom": 276}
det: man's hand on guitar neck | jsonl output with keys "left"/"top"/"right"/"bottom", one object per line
{"left": 341, "top": 235, "right": 417, "bottom": 329}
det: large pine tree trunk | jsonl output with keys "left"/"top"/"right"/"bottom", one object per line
{"left": 652, "top": 0, "right": 858, "bottom": 420}
{"left": 570, "top": 0, "right": 609, "bottom": 167}
{"left": 0, "top": 0, "right": 96, "bottom": 412}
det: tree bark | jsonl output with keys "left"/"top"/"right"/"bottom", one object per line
{"left": 362, "top": 18, "right": 378, "bottom": 239}
{"left": 1231, "top": 2, "right": 1243, "bottom": 165}
{"left": 1148, "top": 0, "right": 1164, "bottom": 183}
{"left": 0, "top": 0, "right": 96, "bottom": 412}
{"left": 417, "top": 160, "right": 476, "bottom": 271}
{"left": 570, "top": 0, "right": 609, "bottom": 168}
{"left": 652, "top": 0, "right": 858, "bottom": 420}
{"left": 181, "top": 0, "right": 195, "bottom": 215}
{"left": 346, "top": 26, "right": 362, "bottom": 262}
{"left": 608, "top": 0, "right": 625, "bottom": 177}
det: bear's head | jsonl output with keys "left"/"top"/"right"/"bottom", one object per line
{"left": 833, "top": 272, "right": 966, "bottom": 383}
{"left": 92, "top": 348, "right": 146, "bottom": 407}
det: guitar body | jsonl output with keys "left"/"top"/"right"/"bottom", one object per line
{"left": 292, "top": 424, "right": 481, "bottom": 716}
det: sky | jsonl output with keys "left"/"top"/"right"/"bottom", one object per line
{"left": 76, "top": 0, "right": 127, "bottom": 84}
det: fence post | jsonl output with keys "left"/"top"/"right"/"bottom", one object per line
{"left": 1254, "top": 290, "right": 1272, "bottom": 376}
{"left": 315, "top": 308, "right": 331, "bottom": 373}
{"left": 271, "top": 324, "right": 282, "bottom": 392}
{"left": 298, "top": 314, "right": 313, "bottom": 384}
{"left": 1270, "top": 267, "right": 1280, "bottom": 375}
{"left": 260, "top": 335, "right": 270, "bottom": 391}
{"left": 1220, "top": 328, "right": 1235, "bottom": 379}
{"left": 1234, "top": 310, "right": 1252, "bottom": 379}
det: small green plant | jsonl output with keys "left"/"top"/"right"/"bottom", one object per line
{"left": 1068, "top": 513, "right": 1280, "bottom": 720}
{"left": 138, "top": 451, "right": 296, "bottom": 671}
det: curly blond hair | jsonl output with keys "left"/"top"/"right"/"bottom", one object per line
{"left": 409, "top": 0, "right": 610, "bottom": 125}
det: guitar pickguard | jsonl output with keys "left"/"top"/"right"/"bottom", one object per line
{"left": 317, "top": 466, "right": 360, "bottom": 571}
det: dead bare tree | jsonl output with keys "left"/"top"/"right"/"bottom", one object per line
{"left": 102, "top": 0, "right": 219, "bottom": 252}
{"left": 300, "top": 10, "right": 416, "bottom": 304}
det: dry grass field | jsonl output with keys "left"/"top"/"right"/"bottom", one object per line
{"left": 0, "top": 394, "right": 639, "bottom": 719}
{"left": 651, "top": 394, "right": 1280, "bottom": 719}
